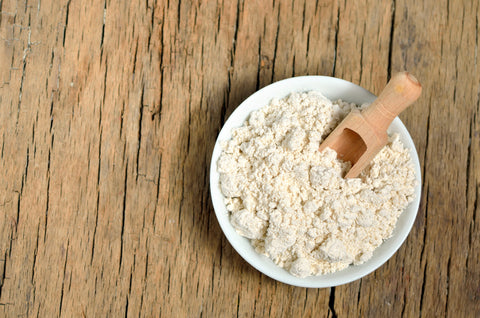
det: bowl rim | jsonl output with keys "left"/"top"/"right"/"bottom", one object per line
{"left": 209, "top": 75, "right": 422, "bottom": 288}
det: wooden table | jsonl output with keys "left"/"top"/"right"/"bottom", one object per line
{"left": 0, "top": 0, "right": 478, "bottom": 317}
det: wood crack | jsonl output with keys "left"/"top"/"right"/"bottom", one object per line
{"left": 301, "top": 0, "right": 306, "bottom": 31}
{"left": 62, "top": 0, "right": 71, "bottom": 47}
{"left": 306, "top": 25, "right": 311, "bottom": 56}
{"left": 58, "top": 240, "right": 69, "bottom": 317}
{"left": 446, "top": 0, "right": 450, "bottom": 24}
{"left": 0, "top": 251, "right": 7, "bottom": 302}
{"left": 329, "top": 287, "right": 337, "bottom": 318}
{"left": 236, "top": 293, "right": 240, "bottom": 318}
{"left": 357, "top": 279, "right": 362, "bottom": 308}
{"left": 421, "top": 95, "right": 431, "bottom": 194}
{"left": 419, "top": 184, "right": 429, "bottom": 315}
{"left": 31, "top": 223, "right": 40, "bottom": 284}
{"left": 444, "top": 255, "right": 452, "bottom": 316}
{"left": 91, "top": 127, "right": 102, "bottom": 265}
{"left": 152, "top": 7, "right": 164, "bottom": 121}
{"left": 90, "top": 49, "right": 108, "bottom": 264}
{"left": 214, "top": 0, "right": 221, "bottom": 44}
{"left": 15, "top": 146, "right": 30, "bottom": 235}
{"left": 202, "top": 164, "right": 210, "bottom": 233}
{"left": 468, "top": 183, "right": 479, "bottom": 269}
{"left": 302, "top": 288, "right": 308, "bottom": 312}
{"left": 466, "top": 117, "right": 473, "bottom": 210}
{"left": 332, "top": 3, "right": 340, "bottom": 77}
{"left": 100, "top": 0, "right": 106, "bottom": 53}
{"left": 401, "top": 287, "right": 406, "bottom": 317}
{"left": 292, "top": 55, "right": 295, "bottom": 77}
{"left": 153, "top": 154, "right": 162, "bottom": 230}
{"left": 177, "top": 0, "right": 181, "bottom": 31}
{"left": 101, "top": 56, "right": 108, "bottom": 125}
{"left": 119, "top": 160, "right": 128, "bottom": 272}
{"left": 178, "top": 169, "right": 185, "bottom": 243}
{"left": 387, "top": 0, "right": 396, "bottom": 79}
{"left": 42, "top": 143, "right": 50, "bottom": 239}
{"left": 136, "top": 85, "right": 144, "bottom": 182}
{"left": 125, "top": 270, "right": 133, "bottom": 318}
{"left": 186, "top": 79, "right": 192, "bottom": 154}
{"left": 256, "top": 38, "right": 261, "bottom": 91}
{"left": 120, "top": 101, "right": 125, "bottom": 137}
{"left": 359, "top": 21, "right": 365, "bottom": 82}
{"left": 132, "top": 39, "right": 138, "bottom": 80}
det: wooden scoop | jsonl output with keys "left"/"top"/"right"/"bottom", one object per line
{"left": 318, "top": 72, "right": 422, "bottom": 178}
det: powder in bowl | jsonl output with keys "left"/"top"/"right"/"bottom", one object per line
{"left": 217, "top": 91, "right": 416, "bottom": 278}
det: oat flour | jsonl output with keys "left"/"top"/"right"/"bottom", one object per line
{"left": 218, "top": 91, "right": 416, "bottom": 277}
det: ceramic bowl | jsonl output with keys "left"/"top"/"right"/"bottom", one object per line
{"left": 209, "top": 76, "right": 422, "bottom": 288}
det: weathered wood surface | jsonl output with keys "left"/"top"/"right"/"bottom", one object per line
{"left": 0, "top": 0, "right": 478, "bottom": 316}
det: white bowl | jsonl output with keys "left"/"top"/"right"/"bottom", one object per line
{"left": 209, "top": 76, "right": 422, "bottom": 288}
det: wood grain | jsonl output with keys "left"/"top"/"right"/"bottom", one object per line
{"left": 0, "top": 0, "right": 478, "bottom": 317}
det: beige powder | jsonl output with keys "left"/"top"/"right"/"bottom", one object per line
{"left": 218, "top": 91, "right": 416, "bottom": 278}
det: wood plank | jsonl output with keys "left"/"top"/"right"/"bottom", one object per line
{"left": 393, "top": 0, "right": 480, "bottom": 316}
{"left": 0, "top": 0, "right": 478, "bottom": 316}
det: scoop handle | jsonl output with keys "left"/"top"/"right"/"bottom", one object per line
{"left": 361, "top": 72, "right": 422, "bottom": 132}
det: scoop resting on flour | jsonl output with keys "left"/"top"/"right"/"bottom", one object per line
{"left": 318, "top": 72, "right": 422, "bottom": 178}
